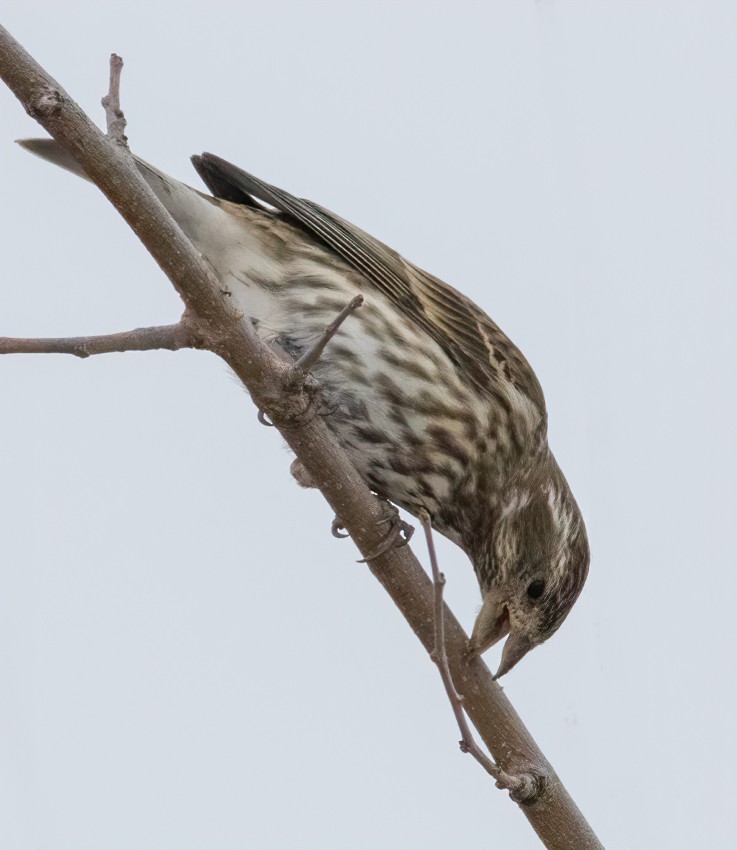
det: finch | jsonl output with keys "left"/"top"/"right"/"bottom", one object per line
{"left": 20, "top": 139, "right": 590, "bottom": 678}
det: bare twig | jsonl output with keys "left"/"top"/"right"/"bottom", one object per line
{"left": 101, "top": 53, "right": 127, "bottom": 145}
{"left": 418, "top": 510, "right": 541, "bottom": 802}
{"left": 0, "top": 322, "right": 194, "bottom": 358}
{"left": 293, "top": 294, "right": 363, "bottom": 376}
{"left": 0, "top": 27, "right": 604, "bottom": 849}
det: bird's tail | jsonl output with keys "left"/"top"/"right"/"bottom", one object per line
{"left": 16, "top": 137, "right": 241, "bottom": 258}
{"left": 17, "top": 137, "right": 199, "bottom": 202}
{"left": 17, "top": 137, "right": 92, "bottom": 181}
{"left": 16, "top": 138, "right": 283, "bottom": 291}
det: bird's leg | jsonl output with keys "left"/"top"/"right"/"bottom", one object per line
{"left": 357, "top": 498, "right": 414, "bottom": 562}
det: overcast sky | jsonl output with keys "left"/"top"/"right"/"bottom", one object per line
{"left": 1, "top": 2, "right": 736, "bottom": 848}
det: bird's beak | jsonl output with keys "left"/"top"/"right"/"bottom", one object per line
{"left": 492, "top": 629, "right": 535, "bottom": 680}
{"left": 469, "top": 588, "right": 536, "bottom": 679}
{"left": 469, "top": 589, "right": 511, "bottom": 654}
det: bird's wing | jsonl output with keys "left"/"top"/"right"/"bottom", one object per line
{"left": 193, "top": 153, "right": 545, "bottom": 409}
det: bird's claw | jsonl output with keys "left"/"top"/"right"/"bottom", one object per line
{"left": 357, "top": 510, "right": 414, "bottom": 563}
{"left": 331, "top": 516, "right": 349, "bottom": 538}
{"left": 257, "top": 408, "right": 274, "bottom": 427}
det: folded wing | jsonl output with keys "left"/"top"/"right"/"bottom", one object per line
{"left": 192, "top": 152, "right": 545, "bottom": 413}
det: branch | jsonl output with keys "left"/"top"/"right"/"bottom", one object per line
{"left": 0, "top": 28, "right": 603, "bottom": 850}
{"left": 0, "top": 322, "right": 195, "bottom": 358}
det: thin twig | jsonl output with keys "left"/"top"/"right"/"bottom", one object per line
{"left": 101, "top": 53, "right": 127, "bottom": 145}
{"left": 0, "top": 323, "right": 194, "bottom": 358}
{"left": 293, "top": 294, "right": 363, "bottom": 376}
{"left": 418, "top": 509, "right": 536, "bottom": 800}
{"left": 258, "top": 294, "right": 364, "bottom": 427}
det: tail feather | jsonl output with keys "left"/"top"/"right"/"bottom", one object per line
{"left": 17, "top": 137, "right": 219, "bottom": 239}
{"left": 16, "top": 138, "right": 92, "bottom": 182}
{"left": 17, "top": 137, "right": 276, "bottom": 285}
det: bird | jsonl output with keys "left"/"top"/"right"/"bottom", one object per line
{"left": 19, "top": 139, "right": 590, "bottom": 678}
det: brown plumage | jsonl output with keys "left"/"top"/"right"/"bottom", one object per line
{"left": 20, "top": 141, "right": 590, "bottom": 677}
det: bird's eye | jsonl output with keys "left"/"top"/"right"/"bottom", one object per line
{"left": 527, "top": 579, "right": 545, "bottom": 600}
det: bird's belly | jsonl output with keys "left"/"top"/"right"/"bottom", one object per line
{"left": 162, "top": 192, "right": 537, "bottom": 538}
{"left": 225, "top": 267, "right": 487, "bottom": 526}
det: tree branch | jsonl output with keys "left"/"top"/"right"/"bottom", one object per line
{"left": 0, "top": 27, "right": 603, "bottom": 850}
{"left": 0, "top": 322, "right": 195, "bottom": 358}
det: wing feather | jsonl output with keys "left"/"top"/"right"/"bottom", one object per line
{"left": 196, "top": 153, "right": 545, "bottom": 412}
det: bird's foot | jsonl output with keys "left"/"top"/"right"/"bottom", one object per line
{"left": 290, "top": 458, "right": 317, "bottom": 489}
{"left": 331, "top": 515, "right": 349, "bottom": 538}
{"left": 357, "top": 501, "right": 414, "bottom": 562}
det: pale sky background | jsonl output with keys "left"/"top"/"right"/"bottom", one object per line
{"left": 1, "top": 2, "right": 736, "bottom": 848}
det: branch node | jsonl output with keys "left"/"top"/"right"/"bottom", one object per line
{"left": 29, "top": 84, "right": 62, "bottom": 119}
{"left": 495, "top": 770, "right": 547, "bottom": 806}
{"left": 101, "top": 53, "right": 127, "bottom": 146}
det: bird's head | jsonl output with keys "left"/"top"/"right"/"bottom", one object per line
{"left": 469, "top": 476, "right": 590, "bottom": 679}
